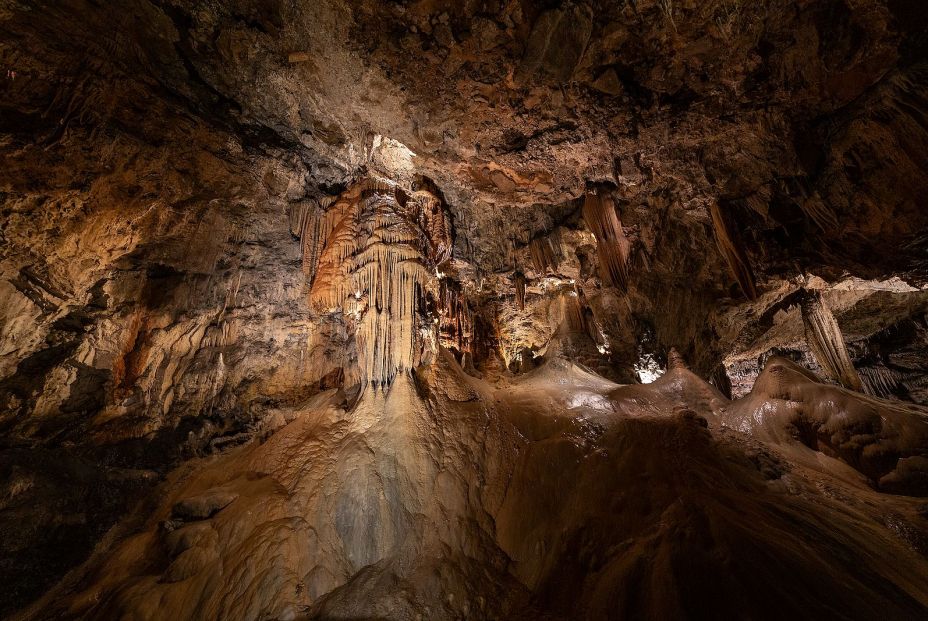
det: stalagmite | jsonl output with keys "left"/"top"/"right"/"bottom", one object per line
{"left": 709, "top": 201, "right": 758, "bottom": 300}
{"left": 667, "top": 347, "right": 688, "bottom": 370}
{"left": 582, "top": 193, "right": 631, "bottom": 290}
{"left": 800, "top": 288, "right": 863, "bottom": 391}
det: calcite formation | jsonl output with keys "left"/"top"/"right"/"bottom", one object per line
{"left": 582, "top": 193, "right": 631, "bottom": 291}
{"left": 288, "top": 178, "right": 466, "bottom": 392}
{"left": 799, "top": 287, "right": 864, "bottom": 391}
{"left": 1, "top": 0, "right": 928, "bottom": 619}
{"left": 709, "top": 200, "right": 758, "bottom": 301}
{"left": 528, "top": 230, "right": 564, "bottom": 276}
{"left": 18, "top": 353, "right": 928, "bottom": 621}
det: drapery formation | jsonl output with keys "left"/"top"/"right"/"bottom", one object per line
{"left": 293, "top": 179, "right": 452, "bottom": 389}
{"left": 528, "top": 229, "right": 564, "bottom": 275}
{"left": 582, "top": 193, "right": 631, "bottom": 291}
{"left": 709, "top": 201, "right": 758, "bottom": 300}
{"left": 412, "top": 190, "right": 453, "bottom": 266}
{"left": 438, "top": 277, "right": 473, "bottom": 353}
{"left": 800, "top": 288, "right": 863, "bottom": 391}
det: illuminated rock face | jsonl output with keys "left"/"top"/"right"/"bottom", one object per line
{"left": 296, "top": 180, "right": 458, "bottom": 390}
{"left": 2, "top": 0, "right": 928, "bottom": 619}
{"left": 304, "top": 181, "right": 435, "bottom": 389}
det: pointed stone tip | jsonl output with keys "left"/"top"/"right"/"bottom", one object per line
{"left": 667, "top": 348, "right": 688, "bottom": 371}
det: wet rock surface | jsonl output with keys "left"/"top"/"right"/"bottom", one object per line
{"left": 11, "top": 354, "right": 928, "bottom": 621}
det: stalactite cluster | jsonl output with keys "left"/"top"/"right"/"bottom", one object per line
{"left": 800, "top": 288, "right": 864, "bottom": 391}
{"left": 709, "top": 201, "right": 758, "bottom": 300}
{"left": 859, "top": 365, "right": 901, "bottom": 399}
{"left": 582, "top": 193, "right": 631, "bottom": 291}
{"left": 801, "top": 193, "right": 839, "bottom": 234}
{"left": 288, "top": 196, "right": 344, "bottom": 289}
{"left": 528, "top": 229, "right": 564, "bottom": 275}
{"left": 6, "top": 1, "right": 928, "bottom": 618}
{"left": 437, "top": 277, "right": 473, "bottom": 353}
{"left": 291, "top": 179, "right": 453, "bottom": 389}
{"left": 411, "top": 190, "right": 453, "bottom": 266}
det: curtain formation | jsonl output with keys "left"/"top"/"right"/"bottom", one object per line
{"left": 294, "top": 179, "right": 454, "bottom": 390}
{"left": 582, "top": 193, "right": 631, "bottom": 291}
{"left": 800, "top": 288, "right": 863, "bottom": 391}
{"left": 709, "top": 201, "right": 758, "bottom": 301}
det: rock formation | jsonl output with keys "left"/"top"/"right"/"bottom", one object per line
{"left": 799, "top": 287, "right": 864, "bottom": 391}
{"left": 1, "top": 0, "right": 927, "bottom": 619}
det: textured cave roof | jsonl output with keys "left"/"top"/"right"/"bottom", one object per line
{"left": 5, "top": 0, "right": 927, "bottom": 275}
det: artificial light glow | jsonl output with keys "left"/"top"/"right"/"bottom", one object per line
{"left": 635, "top": 353, "right": 664, "bottom": 384}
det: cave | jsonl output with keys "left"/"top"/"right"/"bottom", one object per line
{"left": 2, "top": 1, "right": 928, "bottom": 619}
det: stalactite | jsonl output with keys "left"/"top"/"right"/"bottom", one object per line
{"left": 582, "top": 193, "right": 631, "bottom": 291}
{"left": 514, "top": 271, "right": 526, "bottom": 310}
{"left": 710, "top": 364, "right": 733, "bottom": 399}
{"left": 351, "top": 186, "right": 432, "bottom": 389}
{"left": 529, "top": 229, "right": 563, "bottom": 275}
{"left": 574, "top": 284, "right": 597, "bottom": 344}
{"left": 859, "top": 365, "right": 901, "bottom": 399}
{"left": 800, "top": 288, "right": 863, "bottom": 391}
{"left": 288, "top": 202, "right": 306, "bottom": 237}
{"left": 565, "top": 289, "right": 588, "bottom": 335}
{"left": 309, "top": 194, "right": 365, "bottom": 311}
{"left": 802, "top": 193, "right": 839, "bottom": 234}
{"left": 299, "top": 203, "right": 325, "bottom": 285}
{"left": 504, "top": 236, "right": 519, "bottom": 273}
{"left": 292, "top": 178, "right": 460, "bottom": 390}
{"left": 437, "top": 277, "right": 473, "bottom": 353}
{"left": 709, "top": 201, "right": 758, "bottom": 301}
{"left": 413, "top": 190, "right": 453, "bottom": 265}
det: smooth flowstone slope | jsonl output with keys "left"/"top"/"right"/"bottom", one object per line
{"left": 497, "top": 358, "right": 928, "bottom": 619}
{"left": 19, "top": 353, "right": 928, "bottom": 621}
